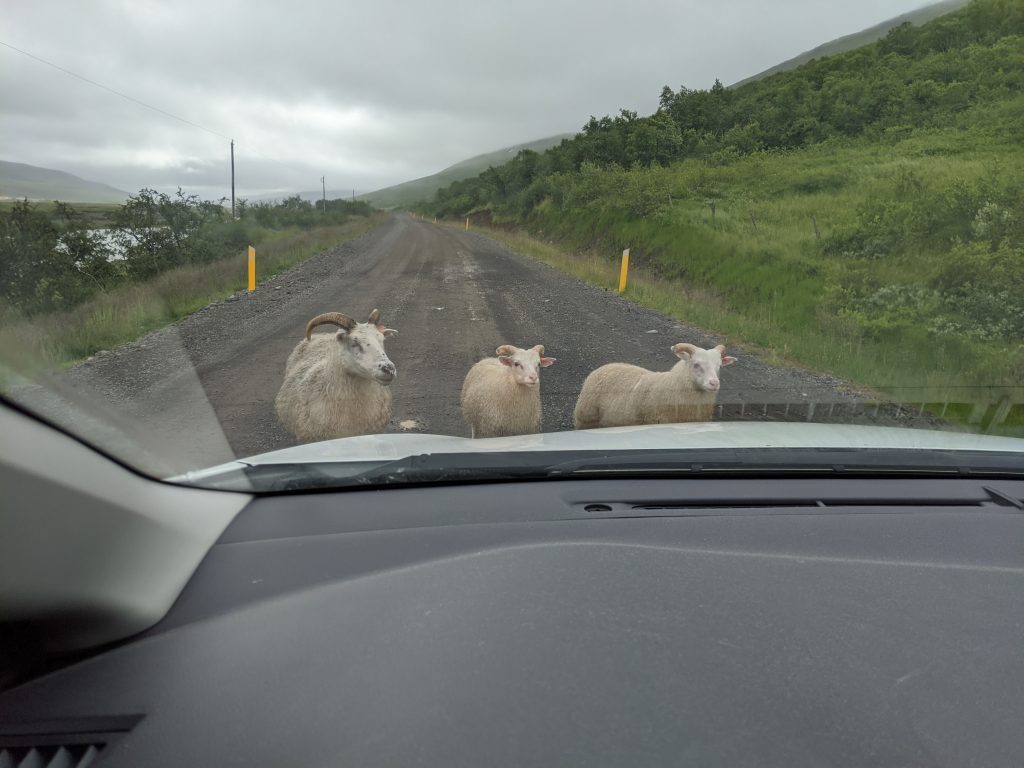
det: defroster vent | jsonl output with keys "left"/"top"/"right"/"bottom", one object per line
{"left": 0, "top": 716, "right": 141, "bottom": 768}
{"left": 0, "top": 744, "right": 102, "bottom": 768}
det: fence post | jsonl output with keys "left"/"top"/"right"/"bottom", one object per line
{"left": 247, "top": 246, "right": 256, "bottom": 291}
{"left": 465, "top": 217, "right": 470, "bottom": 230}
{"left": 618, "top": 248, "right": 630, "bottom": 293}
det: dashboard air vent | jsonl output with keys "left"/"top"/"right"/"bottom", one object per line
{"left": 0, "top": 744, "right": 102, "bottom": 768}
{"left": 0, "top": 716, "right": 141, "bottom": 768}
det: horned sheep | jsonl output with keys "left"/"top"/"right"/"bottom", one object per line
{"left": 274, "top": 309, "right": 398, "bottom": 441}
{"left": 460, "top": 344, "right": 556, "bottom": 438}
{"left": 573, "top": 343, "right": 736, "bottom": 429}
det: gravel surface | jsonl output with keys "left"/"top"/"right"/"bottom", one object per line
{"left": 12, "top": 213, "right": 950, "bottom": 474}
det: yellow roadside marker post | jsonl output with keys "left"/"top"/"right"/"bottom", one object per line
{"left": 248, "top": 246, "right": 256, "bottom": 291}
{"left": 618, "top": 248, "right": 630, "bottom": 293}
{"left": 465, "top": 217, "right": 470, "bottom": 230}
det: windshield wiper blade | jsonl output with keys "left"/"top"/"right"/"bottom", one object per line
{"left": 232, "top": 447, "right": 1024, "bottom": 492}
{"left": 543, "top": 448, "right": 1024, "bottom": 477}
{"left": 341, "top": 451, "right": 573, "bottom": 486}
{"left": 238, "top": 452, "right": 579, "bottom": 491}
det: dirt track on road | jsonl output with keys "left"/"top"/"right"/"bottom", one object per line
{"left": 23, "top": 213, "right": 945, "bottom": 474}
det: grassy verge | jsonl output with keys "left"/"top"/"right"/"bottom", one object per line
{"left": 465, "top": 223, "right": 1024, "bottom": 436}
{"left": 1, "top": 214, "right": 383, "bottom": 378}
{"left": 464, "top": 224, "right": 814, "bottom": 367}
{"left": 473, "top": 129, "right": 1023, "bottom": 395}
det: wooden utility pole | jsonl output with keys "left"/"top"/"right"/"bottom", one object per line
{"left": 230, "top": 140, "right": 235, "bottom": 219}
{"left": 321, "top": 176, "right": 326, "bottom": 214}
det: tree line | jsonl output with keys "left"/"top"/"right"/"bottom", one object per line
{"left": 0, "top": 190, "right": 372, "bottom": 316}
{"left": 424, "top": 0, "right": 1024, "bottom": 220}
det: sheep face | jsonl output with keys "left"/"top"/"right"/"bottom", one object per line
{"left": 496, "top": 344, "right": 556, "bottom": 388}
{"left": 337, "top": 323, "right": 397, "bottom": 384}
{"left": 671, "top": 343, "right": 736, "bottom": 392}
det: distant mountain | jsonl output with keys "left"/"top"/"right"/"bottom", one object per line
{"left": 0, "top": 161, "right": 129, "bottom": 203}
{"left": 359, "top": 134, "right": 575, "bottom": 209}
{"left": 731, "top": 0, "right": 969, "bottom": 87}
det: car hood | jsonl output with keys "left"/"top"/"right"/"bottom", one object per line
{"left": 175, "top": 422, "right": 1024, "bottom": 486}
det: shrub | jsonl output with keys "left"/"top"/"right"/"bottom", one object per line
{"left": 929, "top": 241, "right": 1024, "bottom": 341}
{"left": 0, "top": 190, "right": 374, "bottom": 317}
{"left": 0, "top": 199, "right": 118, "bottom": 314}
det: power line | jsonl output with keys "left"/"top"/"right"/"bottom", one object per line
{"left": 0, "top": 39, "right": 233, "bottom": 142}
{"left": 0, "top": 39, "right": 365, "bottom": 193}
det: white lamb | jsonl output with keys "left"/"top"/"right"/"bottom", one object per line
{"left": 460, "top": 344, "right": 556, "bottom": 438}
{"left": 573, "top": 343, "right": 736, "bottom": 429}
{"left": 275, "top": 309, "right": 398, "bottom": 441}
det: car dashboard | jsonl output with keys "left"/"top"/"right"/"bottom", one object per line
{"left": 2, "top": 475, "right": 1024, "bottom": 767}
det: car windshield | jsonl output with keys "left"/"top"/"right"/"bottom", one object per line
{"left": 2, "top": 0, "right": 1022, "bottom": 490}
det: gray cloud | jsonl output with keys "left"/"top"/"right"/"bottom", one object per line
{"left": 3, "top": 0, "right": 932, "bottom": 198}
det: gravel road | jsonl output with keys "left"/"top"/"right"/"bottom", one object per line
{"left": 15, "top": 213, "right": 947, "bottom": 475}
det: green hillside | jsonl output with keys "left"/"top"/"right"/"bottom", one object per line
{"left": 359, "top": 135, "right": 573, "bottom": 209}
{"left": 731, "top": 0, "right": 969, "bottom": 87}
{"left": 422, "top": 0, "right": 1024, "bottom": 424}
{"left": 0, "top": 161, "right": 128, "bottom": 203}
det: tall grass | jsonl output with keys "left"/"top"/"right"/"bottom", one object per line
{"left": 508, "top": 133, "right": 1022, "bottom": 399}
{"left": 454, "top": 126, "right": 1024, "bottom": 435}
{"left": 473, "top": 225, "right": 1023, "bottom": 437}
{"left": 0, "top": 216, "right": 382, "bottom": 379}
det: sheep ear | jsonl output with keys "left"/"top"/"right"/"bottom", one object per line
{"left": 498, "top": 356, "right": 513, "bottom": 367}
{"left": 367, "top": 308, "right": 381, "bottom": 325}
{"left": 335, "top": 329, "right": 348, "bottom": 341}
{"left": 722, "top": 355, "right": 737, "bottom": 366}
{"left": 377, "top": 324, "right": 398, "bottom": 337}
{"left": 672, "top": 343, "right": 695, "bottom": 360}
{"left": 539, "top": 357, "right": 556, "bottom": 367}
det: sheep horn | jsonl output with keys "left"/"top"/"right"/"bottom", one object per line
{"left": 367, "top": 308, "right": 381, "bottom": 325}
{"left": 496, "top": 344, "right": 517, "bottom": 357}
{"left": 672, "top": 343, "right": 699, "bottom": 356}
{"left": 305, "top": 312, "right": 356, "bottom": 340}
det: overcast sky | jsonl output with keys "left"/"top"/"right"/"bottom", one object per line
{"left": 2, "top": 0, "right": 934, "bottom": 199}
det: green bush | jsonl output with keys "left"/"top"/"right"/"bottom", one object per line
{"left": 111, "top": 188, "right": 229, "bottom": 279}
{"left": 929, "top": 241, "right": 1024, "bottom": 341}
{"left": 0, "top": 190, "right": 374, "bottom": 317}
{"left": 0, "top": 199, "right": 117, "bottom": 313}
